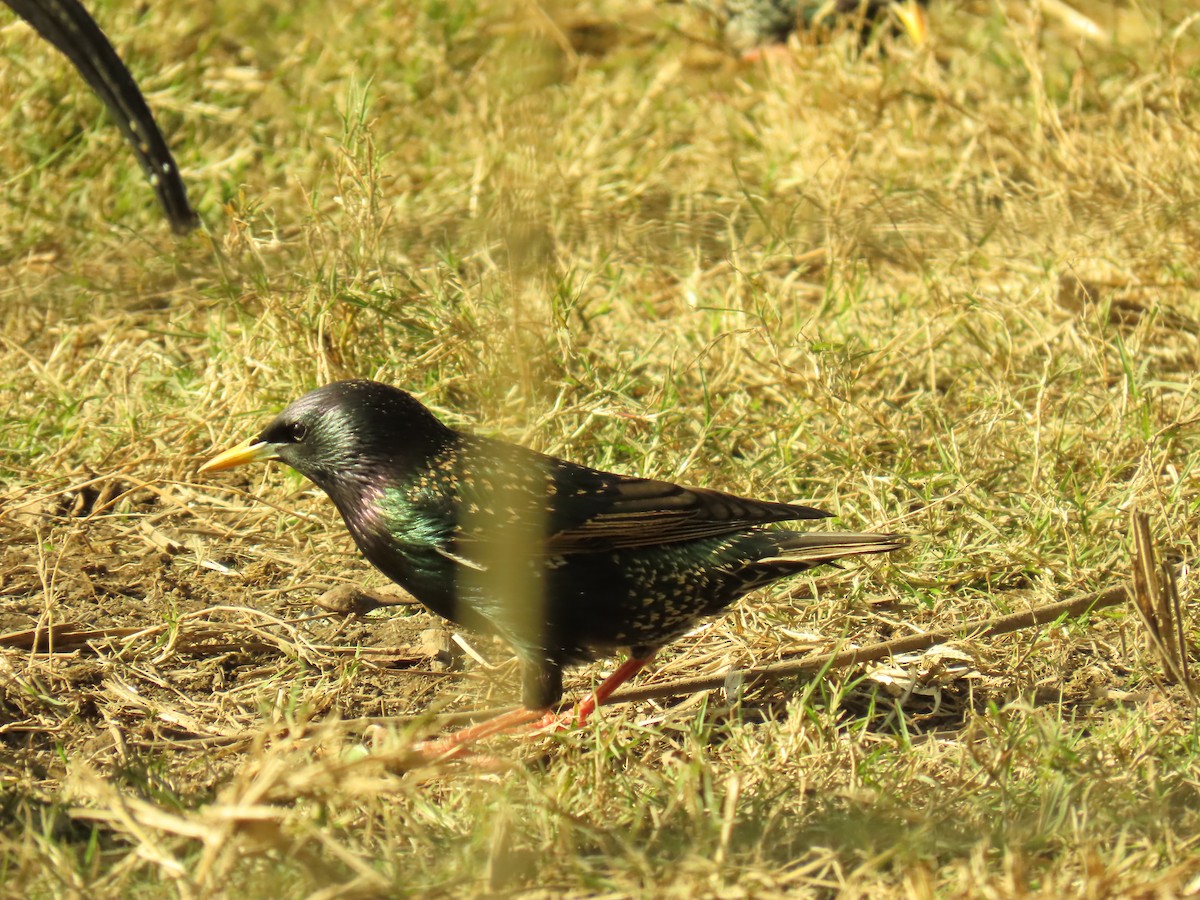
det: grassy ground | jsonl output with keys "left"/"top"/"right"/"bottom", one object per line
{"left": 3, "top": 0, "right": 1200, "bottom": 895}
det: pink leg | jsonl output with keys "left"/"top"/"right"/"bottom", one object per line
{"left": 741, "top": 43, "right": 794, "bottom": 64}
{"left": 575, "top": 655, "right": 653, "bottom": 726}
{"left": 412, "top": 706, "right": 546, "bottom": 761}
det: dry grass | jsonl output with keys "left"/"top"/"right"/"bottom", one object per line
{"left": 3, "top": 0, "right": 1200, "bottom": 895}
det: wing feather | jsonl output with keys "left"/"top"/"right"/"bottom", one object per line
{"left": 543, "top": 474, "right": 831, "bottom": 552}
{"left": 408, "top": 436, "right": 832, "bottom": 565}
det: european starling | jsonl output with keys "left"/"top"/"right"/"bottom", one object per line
{"left": 4, "top": 0, "right": 198, "bottom": 232}
{"left": 201, "top": 380, "right": 905, "bottom": 725}
{"left": 690, "top": 0, "right": 930, "bottom": 55}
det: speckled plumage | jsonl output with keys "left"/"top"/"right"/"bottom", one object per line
{"left": 203, "top": 380, "right": 905, "bottom": 710}
{"left": 691, "top": 0, "right": 930, "bottom": 54}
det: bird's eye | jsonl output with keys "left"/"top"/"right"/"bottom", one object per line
{"left": 287, "top": 422, "right": 308, "bottom": 442}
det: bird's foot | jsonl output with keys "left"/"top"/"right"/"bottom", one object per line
{"left": 410, "top": 706, "right": 546, "bottom": 763}
{"left": 392, "top": 655, "right": 656, "bottom": 766}
{"left": 740, "top": 43, "right": 793, "bottom": 64}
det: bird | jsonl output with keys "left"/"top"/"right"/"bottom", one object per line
{"left": 687, "top": 0, "right": 930, "bottom": 56}
{"left": 200, "top": 380, "right": 905, "bottom": 743}
{"left": 3, "top": 0, "right": 198, "bottom": 232}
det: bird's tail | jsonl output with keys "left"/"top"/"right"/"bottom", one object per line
{"left": 6, "top": 0, "right": 199, "bottom": 232}
{"left": 757, "top": 531, "right": 908, "bottom": 569}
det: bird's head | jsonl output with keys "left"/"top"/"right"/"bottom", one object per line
{"left": 199, "top": 380, "right": 452, "bottom": 492}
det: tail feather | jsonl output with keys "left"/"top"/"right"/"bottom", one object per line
{"left": 6, "top": 0, "right": 199, "bottom": 232}
{"left": 757, "top": 532, "right": 908, "bottom": 569}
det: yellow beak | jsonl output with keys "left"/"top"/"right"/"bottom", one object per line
{"left": 199, "top": 437, "right": 279, "bottom": 474}
{"left": 892, "top": 0, "right": 929, "bottom": 45}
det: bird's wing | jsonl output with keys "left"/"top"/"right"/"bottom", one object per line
{"left": 540, "top": 463, "right": 832, "bottom": 553}
{"left": 427, "top": 437, "right": 830, "bottom": 566}
{"left": 4, "top": 0, "right": 199, "bottom": 231}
